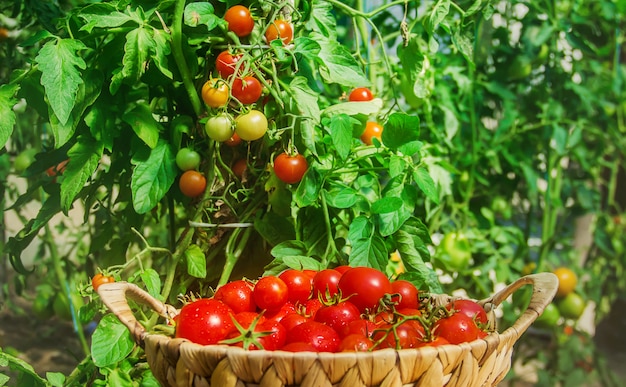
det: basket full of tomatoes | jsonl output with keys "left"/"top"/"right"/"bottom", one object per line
{"left": 97, "top": 268, "right": 558, "bottom": 387}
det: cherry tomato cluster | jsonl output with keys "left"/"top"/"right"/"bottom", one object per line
{"left": 173, "top": 266, "right": 491, "bottom": 352}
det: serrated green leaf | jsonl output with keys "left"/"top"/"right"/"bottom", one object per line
{"left": 282, "top": 256, "right": 323, "bottom": 271}
{"left": 0, "top": 83, "right": 19, "bottom": 149}
{"left": 371, "top": 197, "right": 403, "bottom": 214}
{"left": 395, "top": 218, "right": 440, "bottom": 292}
{"left": 292, "top": 37, "right": 321, "bottom": 62}
{"left": 140, "top": 269, "right": 162, "bottom": 299}
{"left": 185, "top": 244, "right": 207, "bottom": 278}
{"left": 254, "top": 212, "right": 296, "bottom": 246}
{"left": 85, "top": 98, "right": 120, "bottom": 152}
{"left": 130, "top": 140, "right": 177, "bottom": 214}
{"left": 426, "top": 0, "right": 451, "bottom": 34}
{"left": 36, "top": 38, "right": 87, "bottom": 126}
{"left": 322, "top": 99, "right": 383, "bottom": 117}
{"left": 119, "top": 27, "right": 155, "bottom": 84}
{"left": 123, "top": 103, "right": 162, "bottom": 149}
{"left": 289, "top": 76, "right": 321, "bottom": 123}
{"left": 376, "top": 206, "right": 411, "bottom": 237}
{"left": 60, "top": 135, "right": 104, "bottom": 213}
{"left": 315, "top": 35, "right": 370, "bottom": 87}
{"left": 91, "top": 314, "right": 135, "bottom": 367}
{"left": 389, "top": 156, "right": 407, "bottom": 178}
{"left": 349, "top": 234, "right": 388, "bottom": 271}
{"left": 184, "top": 2, "right": 220, "bottom": 29}
{"left": 152, "top": 29, "right": 173, "bottom": 79}
{"left": 381, "top": 113, "right": 421, "bottom": 155}
{"left": 348, "top": 216, "right": 373, "bottom": 242}
{"left": 79, "top": 3, "right": 136, "bottom": 33}
{"left": 323, "top": 187, "right": 358, "bottom": 208}
{"left": 46, "top": 372, "right": 65, "bottom": 387}
{"left": 306, "top": 0, "right": 337, "bottom": 39}
{"left": 328, "top": 114, "right": 355, "bottom": 160}
{"left": 413, "top": 166, "right": 440, "bottom": 204}
{"left": 0, "top": 347, "right": 47, "bottom": 386}
{"left": 294, "top": 166, "right": 322, "bottom": 207}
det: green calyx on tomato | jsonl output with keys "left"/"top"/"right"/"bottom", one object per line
{"left": 175, "top": 148, "right": 201, "bottom": 171}
{"left": 435, "top": 231, "right": 472, "bottom": 272}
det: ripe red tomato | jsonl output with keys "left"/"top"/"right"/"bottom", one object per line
{"left": 91, "top": 273, "right": 115, "bottom": 291}
{"left": 201, "top": 78, "right": 229, "bottom": 108}
{"left": 373, "top": 322, "right": 421, "bottom": 349}
{"left": 224, "top": 132, "right": 242, "bottom": 147}
{"left": 179, "top": 170, "right": 207, "bottom": 197}
{"left": 348, "top": 87, "right": 374, "bottom": 102}
{"left": 231, "top": 76, "right": 263, "bottom": 105}
{"left": 286, "top": 320, "right": 340, "bottom": 352}
{"left": 175, "top": 299, "right": 234, "bottom": 345}
{"left": 390, "top": 280, "right": 419, "bottom": 310}
{"left": 224, "top": 5, "right": 254, "bottom": 37}
{"left": 279, "top": 269, "right": 313, "bottom": 304}
{"left": 334, "top": 265, "right": 352, "bottom": 275}
{"left": 446, "top": 299, "right": 488, "bottom": 325}
{"left": 213, "top": 279, "right": 256, "bottom": 314}
{"left": 339, "top": 318, "right": 378, "bottom": 338}
{"left": 303, "top": 298, "right": 323, "bottom": 318}
{"left": 338, "top": 267, "right": 392, "bottom": 313}
{"left": 232, "top": 158, "right": 247, "bottom": 179}
{"left": 216, "top": 50, "right": 243, "bottom": 78}
{"left": 264, "top": 301, "right": 296, "bottom": 323}
{"left": 314, "top": 301, "right": 361, "bottom": 333}
{"left": 235, "top": 110, "right": 268, "bottom": 141}
{"left": 433, "top": 313, "right": 485, "bottom": 344}
{"left": 265, "top": 20, "right": 294, "bottom": 45}
{"left": 253, "top": 276, "right": 289, "bottom": 312}
{"left": 279, "top": 312, "right": 309, "bottom": 331}
{"left": 360, "top": 122, "right": 383, "bottom": 145}
{"left": 417, "top": 335, "right": 450, "bottom": 348}
{"left": 273, "top": 153, "right": 308, "bottom": 184}
{"left": 312, "top": 269, "right": 342, "bottom": 302}
{"left": 339, "top": 333, "right": 374, "bottom": 352}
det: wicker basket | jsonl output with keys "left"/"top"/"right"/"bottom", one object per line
{"left": 97, "top": 272, "right": 558, "bottom": 387}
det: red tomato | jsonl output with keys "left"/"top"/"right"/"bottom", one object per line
{"left": 216, "top": 50, "right": 243, "bottom": 78}
{"left": 279, "top": 269, "right": 313, "bottom": 304}
{"left": 314, "top": 301, "right": 361, "bottom": 333}
{"left": 213, "top": 279, "right": 256, "bottom": 314}
{"left": 230, "top": 311, "right": 265, "bottom": 328}
{"left": 348, "top": 87, "right": 374, "bottom": 102}
{"left": 265, "top": 301, "right": 296, "bottom": 324}
{"left": 179, "top": 170, "right": 207, "bottom": 197}
{"left": 417, "top": 335, "right": 450, "bottom": 348}
{"left": 390, "top": 280, "right": 419, "bottom": 310}
{"left": 265, "top": 19, "right": 294, "bottom": 45}
{"left": 280, "top": 342, "right": 317, "bottom": 352}
{"left": 232, "top": 158, "right": 247, "bottom": 179}
{"left": 224, "top": 132, "right": 242, "bottom": 147}
{"left": 312, "top": 269, "right": 342, "bottom": 302}
{"left": 360, "top": 122, "right": 384, "bottom": 145}
{"left": 303, "top": 298, "right": 323, "bottom": 318}
{"left": 232, "top": 76, "right": 263, "bottom": 105}
{"left": 446, "top": 299, "right": 488, "bottom": 325}
{"left": 433, "top": 313, "right": 485, "bottom": 344}
{"left": 334, "top": 265, "right": 352, "bottom": 274}
{"left": 91, "top": 273, "right": 115, "bottom": 291}
{"left": 253, "top": 276, "right": 289, "bottom": 312}
{"left": 225, "top": 316, "right": 286, "bottom": 350}
{"left": 279, "top": 312, "right": 309, "bottom": 331}
{"left": 339, "top": 333, "right": 374, "bottom": 352}
{"left": 338, "top": 267, "right": 392, "bottom": 313}
{"left": 175, "top": 299, "right": 234, "bottom": 345}
{"left": 286, "top": 320, "right": 340, "bottom": 352}
{"left": 255, "top": 320, "right": 287, "bottom": 350}
{"left": 339, "top": 318, "right": 378, "bottom": 338}
{"left": 273, "top": 153, "right": 308, "bottom": 184}
{"left": 224, "top": 5, "right": 254, "bottom": 37}
{"left": 373, "top": 322, "right": 421, "bottom": 349}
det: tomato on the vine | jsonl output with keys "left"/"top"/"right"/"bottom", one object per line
{"left": 535, "top": 302, "right": 561, "bottom": 328}
{"left": 390, "top": 280, "right": 419, "bottom": 310}
{"left": 201, "top": 78, "right": 229, "bottom": 108}
{"left": 91, "top": 273, "right": 115, "bottom": 291}
{"left": 446, "top": 299, "right": 488, "bottom": 325}
{"left": 235, "top": 110, "right": 268, "bottom": 141}
{"left": 314, "top": 301, "right": 361, "bottom": 333}
{"left": 225, "top": 132, "right": 242, "bottom": 147}
{"left": 273, "top": 153, "right": 308, "bottom": 184}
{"left": 253, "top": 276, "right": 288, "bottom": 312}
{"left": 205, "top": 113, "right": 234, "bottom": 142}
{"left": 433, "top": 313, "right": 486, "bottom": 344}
{"left": 231, "top": 76, "right": 263, "bottom": 105}
{"left": 557, "top": 292, "right": 585, "bottom": 320}
{"left": 360, "top": 122, "right": 383, "bottom": 145}
{"left": 348, "top": 87, "right": 374, "bottom": 102}
{"left": 224, "top": 5, "right": 254, "bottom": 37}
{"left": 373, "top": 322, "right": 421, "bottom": 349}
{"left": 179, "top": 170, "right": 206, "bottom": 197}
{"left": 436, "top": 231, "right": 472, "bottom": 271}
{"left": 231, "top": 158, "right": 247, "bottom": 179}
{"left": 265, "top": 20, "right": 294, "bottom": 45}
{"left": 216, "top": 50, "right": 243, "bottom": 78}
{"left": 337, "top": 267, "right": 392, "bottom": 313}
{"left": 175, "top": 148, "right": 201, "bottom": 171}
{"left": 312, "top": 269, "right": 342, "bottom": 303}
{"left": 175, "top": 299, "right": 234, "bottom": 345}
{"left": 553, "top": 267, "right": 577, "bottom": 298}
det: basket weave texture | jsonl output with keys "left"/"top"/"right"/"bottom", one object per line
{"left": 97, "top": 273, "right": 558, "bottom": 387}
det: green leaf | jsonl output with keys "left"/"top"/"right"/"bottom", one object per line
{"left": 185, "top": 244, "right": 207, "bottom": 279}
{"left": 36, "top": 38, "right": 87, "bottom": 126}
{"left": 322, "top": 100, "right": 383, "bottom": 117}
{"left": 0, "top": 83, "right": 19, "bottom": 149}
{"left": 184, "top": 2, "right": 220, "bottom": 29}
{"left": 289, "top": 76, "right": 321, "bottom": 123}
{"left": 46, "top": 372, "right": 65, "bottom": 387}
{"left": 254, "top": 211, "right": 296, "bottom": 246}
{"left": 426, "top": 0, "right": 451, "bottom": 34}
{"left": 111, "top": 27, "right": 155, "bottom": 92}
{"left": 347, "top": 216, "right": 373, "bottom": 242}
{"left": 293, "top": 37, "right": 321, "bottom": 62}
{"left": 328, "top": 114, "right": 355, "bottom": 160}
{"left": 395, "top": 218, "right": 440, "bottom": 292}
{"left": 306, "top": 0, "right": 337, "bottom": 39}
{"left": 0, "top": 347, "right": 48, "bottom": 387}
{"left": 389, "top": 156, "right": 407, "bottom": 179}
{"left": 90, "top": 314, "right": 135, "bottom": 367}
{"left": 315, "top": 35, "right": 370, "bottom": 87}
{"left": 349, "top": 234, "right": 388, "bottom": 271}
{"left": 381, "top": 113, "right": 422, "bottom": 155}
{"left": 140, "top": 268, "right": 162, "bottom": 299}
{"left": 376, "top": 205, "right": 411, "bottom": 237}
{"left": 294, "top": 167, "right": 322, "bottom": 207}
{"left": 85, "top": 97, "right": 120, "bottom": 152}
{"left": 323, "top": 187, "right": 358, "bottom": 209}
{"left": 130, "top": 140, "right": 177, "bottom": 214}
{"left": 79, "top": 3, "right": 136, "bottom": 33}
{"left": 452, "top": 27, "right": 474, "bottom": 65}
{"left": 151, "top": 28, "right": 173, "bottom": 79}
{"left": 123, "top": 103, "right": 163, "bottom": 149}
{"left": 271, "top": 240, "right": 309, "bottom": 258}
{"left": 371, "top": 197, "right": 403, "bottom": 214}
{"left": 282, "top": 256, "right": 323, "bottom": 271}
{"left": 60, "top": 135, "right": 104, "bottom": 213}
{"left": 413, "top": 166, "right": 440, "bottom": 204}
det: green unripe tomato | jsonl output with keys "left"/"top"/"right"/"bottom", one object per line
{"left": 175, "top": 148, "right": 201, "bottom": 171}
{"left": 557, "top": 292, "right": 585, "bottom": 320}
{"left": 535, "top": 302, "right": 561, "bottom": 329}
{"left": 435, "top": 231, "right": 472, "bottom": 272}
{"left": 205, "top": 113, "right": 234, "bottom": 142}
{"left": 14, "top": 148, "right": 37, "bottom": 173}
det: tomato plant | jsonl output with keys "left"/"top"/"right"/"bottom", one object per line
{"left": 201, "top": 78, "right": 230, "bottom": 108}
{"left": 175, "top": 148, "right": 201, "bottom": 171}
{"left": 224, "top": 5, "right": 254, "bottom": 38}
{"left": 179, "top": 170, "right": 207, "bottom": 198}
{"left": 234, "top": 110, "right": 268, "bottom": 141}
{"left": 273, "top": 152, "right": 308, "bottom": 184}
{"left": 265, "top": 20, "right": 294, "bottom": 45}
{"left": 231, "top": 76, "right": 263, "bottom": 105}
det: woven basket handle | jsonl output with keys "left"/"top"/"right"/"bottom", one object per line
{"left": 480, "top": 272, "right": 559, "bottom": 340}
{"left": 97, "top": 282, "right": 178, "bottom": 343}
